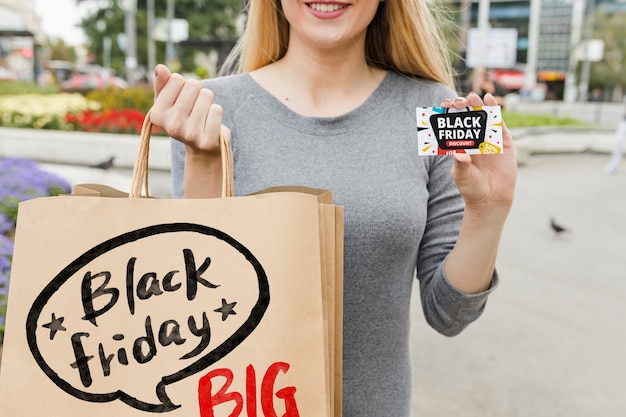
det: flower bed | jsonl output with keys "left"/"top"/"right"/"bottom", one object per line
{"left": 0, "top": 93, "right": 99, "bottom": 130}
{"left": 64, "top": 108, "right": 162, "bottom": 134}
{"left": 0, "top": 86, "right": 157, "bottom": 134}
{"left": 0, "top": 158, "right": 72, "bottom": 342}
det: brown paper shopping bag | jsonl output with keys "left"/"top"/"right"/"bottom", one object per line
{"left": 0, "top": 111, "right": 343, "bottom": 417}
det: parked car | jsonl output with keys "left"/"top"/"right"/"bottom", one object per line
{"left": 0, "top": 67, "right": 16, "bottom": 82}
{"left": 60, "top": 73, "right": 128, "bottom": 93}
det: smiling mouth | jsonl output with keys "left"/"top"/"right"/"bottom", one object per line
{"left": 307, "top": 3, "right": 348, "bottom": 12}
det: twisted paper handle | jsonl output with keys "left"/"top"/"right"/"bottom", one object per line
{"left": 130, "top": 109, "right": 233, "bottom": 198}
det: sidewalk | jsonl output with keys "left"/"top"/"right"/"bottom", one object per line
{"left": 0, "top": 126, "right": 174, "bottom": 197}
{"left": 411, "top": 152, "right": 626, "bottom": 417}
{"left": 0, "top": 123, "right": 622, "bottom": 167}
{"left": 513, "top": 125, "right": 619, "bottom": 159}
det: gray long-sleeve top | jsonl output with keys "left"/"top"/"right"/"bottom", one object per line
{"left": 170, "top": 70, "right": 498, "bottom": 416}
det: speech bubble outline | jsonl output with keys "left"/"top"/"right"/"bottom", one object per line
{"left": 429, "top": 109, "right": 488, "bottom": 150}
{"left": 25, "top": 222, "right": 270, "bottom": 413}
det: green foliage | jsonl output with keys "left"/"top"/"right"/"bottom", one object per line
{"left": 76, "top": 0, "right": 242, "bottom": 76}
{"left": 0, "top": 82, "right": 60, "bottom": 96}
{"left": 0, "top": 112, "right": 68, "bottom": 130}
{"left": 47, "top": 38, "right": 78, "bottom": 62}
{"left": 502, "top": 110, "right": 588, "bottom": 128}
{"left": 587, "top": 9, "right": 626, "bottom": 95}
{"left": 194, "top": 66, "right": 209, "bottom": 79}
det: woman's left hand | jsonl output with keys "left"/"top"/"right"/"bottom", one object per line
{"left": 441, "top": 92, "right": 517, "bottom": 216}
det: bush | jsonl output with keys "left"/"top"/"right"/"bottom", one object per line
{"left": 86, "top": 84, "right": 154, "bottom": 114}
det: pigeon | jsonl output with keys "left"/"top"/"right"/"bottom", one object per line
{"left": 90, "top": 156, "right": 115, "bottom": 170}
{"left": 550, "top": 217, "right": 568, "bottom": 237}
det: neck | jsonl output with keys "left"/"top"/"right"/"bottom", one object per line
{"left": 251, "top": 42, "right": 386, "bottom": 117}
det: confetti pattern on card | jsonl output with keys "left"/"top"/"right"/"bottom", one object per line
{"left": 417, "top": 105, "right": 503, "bottom": 155}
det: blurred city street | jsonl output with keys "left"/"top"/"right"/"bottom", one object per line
{"left": 2, "top": 119, "right": 626, "bottom": 416}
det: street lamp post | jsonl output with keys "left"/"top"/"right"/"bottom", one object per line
{"left": 524, "top": 0, "right": 541, "bottom": 93}
{"left": 474, "top": 0, "right": 491, "bottom": 89}
{"left": 122, "top": 0, "right": 138, "bottom": 85}
{"left": 147, "top": 0, "right": 156, "bottom": 79}
{"left": 578, "top": 0, "right": 597, "bottom": 102}
{"left": 564, "top": 0, "right": 586, "bottom": 102}
{"left": 166, "top": 0, "right": 175, "bottom": 69}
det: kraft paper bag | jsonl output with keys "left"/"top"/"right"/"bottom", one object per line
{"left": 0, "top": 111, "right": 344, "bottom": 417}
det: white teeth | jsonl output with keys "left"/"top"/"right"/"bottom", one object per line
{"left": 309, "top": 3, "right": 344, "bottom": 12}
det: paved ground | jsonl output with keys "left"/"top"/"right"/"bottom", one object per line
{"left": 411, "top": 152, "right": 626, "bottom": 417}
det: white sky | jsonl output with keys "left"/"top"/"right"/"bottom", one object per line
{"left": 34, "top": 0, "right": 88, "bottom": 45}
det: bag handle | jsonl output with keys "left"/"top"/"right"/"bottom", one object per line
{"left": 130, "top": 108, "right": 234, "bottom": 199}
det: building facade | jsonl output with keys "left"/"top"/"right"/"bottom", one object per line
{"left": 459, "top": 0, "right": 626, "bottom": 100}
{"left": 0, "top": 0, "right": 43, "bottom": 81}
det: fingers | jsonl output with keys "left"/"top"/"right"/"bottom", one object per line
{"left": 153, "top": 64, "right": 171, "bottom": 98}
{"left": 450, "top": 153, "right": 477, "bottom": 199}
{"left": 205, "top": 103, "right": 223, "bottom": 146}
{"left": 176, "top": 78, "right": 208, "bottom": 118}
{"left": 150, "top": 65, "right": 223, "bottom": 153}
{"left": 481, "top": 93, "right": 499, "bottom": 106}
{"left": 452, "top": 153, "right": 472, "bottom": 175}
{"left": 440, "top": 92, "right": 499, "bottom": 108}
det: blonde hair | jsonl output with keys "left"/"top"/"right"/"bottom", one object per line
{"left": 223, "top": 0, "right": 455, "bottom": 89}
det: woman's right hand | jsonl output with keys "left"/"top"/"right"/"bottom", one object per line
{"left": 151, "top": 64, "right": 223, "bottom": 156}
{"left": 151, "top": 64, "right": 225, "bottom": 198}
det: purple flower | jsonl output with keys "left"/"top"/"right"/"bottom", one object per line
{"left": 0, "top": 157, "right": 71, "bottom": 342}
{"left": 0, "top": 213, "right": 12, "bottom": 234}
{"left": 0, "top": 157, "right": 71, "bottom": 223}
{"left": 0, "top": 234, "right": 12, "bottom": 283}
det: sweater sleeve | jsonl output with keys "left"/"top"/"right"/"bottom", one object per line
{"left": 170, "top": 139, "right": 185, "bottom": 199}
{"left": 416, "top": 155, "right": 499, "bottom": 336}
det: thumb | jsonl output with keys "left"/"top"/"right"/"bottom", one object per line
{"left": 153, "top": 64, "right": 171, "bottom": 99}
{"left": 451, "top": 153, "right": 473, "bottom": 188}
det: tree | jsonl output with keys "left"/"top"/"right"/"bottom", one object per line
{"left": 587, "top": 9, "right": 626, "bottom": 101}
{"left": 47, "top": 39, "right": 78, "bottom": 63}
{"left": 76, "top": 0, "right": 242, "bottom": 77}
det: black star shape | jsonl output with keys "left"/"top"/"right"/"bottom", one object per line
{"left": 214, "top": 298, "right": 237, "bottom": 321}
{"left": 42, "top": 313, "right": 67, "bottom": 340}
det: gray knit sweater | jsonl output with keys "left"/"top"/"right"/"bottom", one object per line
{"left": 170, "top": 71, "right": 497, "bottom": 416}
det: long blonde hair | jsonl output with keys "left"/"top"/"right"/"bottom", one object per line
{"left": 223, "top": 0, "right": 455, "bottom": 89}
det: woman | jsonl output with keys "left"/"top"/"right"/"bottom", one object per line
{"left": 150, "top": 0, "right": 517, "bottom": 415}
